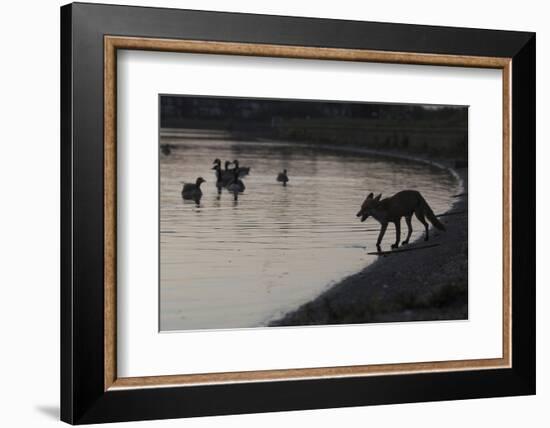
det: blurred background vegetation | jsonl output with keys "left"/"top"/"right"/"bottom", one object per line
{"left": 161, "top": 96, "right": 468, "bottom": 161}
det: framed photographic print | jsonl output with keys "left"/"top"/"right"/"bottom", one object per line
{"left": 61, "top": 2, "right": 535, "bottom": 424}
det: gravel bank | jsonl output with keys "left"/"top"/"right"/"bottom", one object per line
{"left": 270, "top": 168, "right": 468, "bottom": 326}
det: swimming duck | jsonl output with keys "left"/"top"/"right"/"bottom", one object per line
{"left": 277, "top": 169, "right": 289, "bottom": 186}
{"left": 227, "top": 167, "right": 246, "bottom": 193}
{"left": 232, "top": 159, "right": 250, "bottom": 177}
{"left": 181, "top": 177, "right": 206, "bottom": 200}
{"left": 160, "top": 143, "right": 174, "bottom": 155}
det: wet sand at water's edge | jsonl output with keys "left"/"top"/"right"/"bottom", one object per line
{"left": 270, "top": 168, "right": 468, "bottom": 326}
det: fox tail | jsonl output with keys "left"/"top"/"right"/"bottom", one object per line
{"left": 421, "top": 196, "right": 446, "bottom": 231}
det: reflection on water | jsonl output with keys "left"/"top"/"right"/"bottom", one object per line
{"left": 160, "top": 137, "right": 458, "bottom": 331}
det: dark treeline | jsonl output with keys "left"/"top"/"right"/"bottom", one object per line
{"left": 161, "top": 96, "right": 467, "bottom": 127}
{"left": 160, "top": 96, "right": 468, "bottom": 160}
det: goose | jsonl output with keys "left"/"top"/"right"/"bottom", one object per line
{"left": 227, "top": 167, "right": 246, "bottom": 193}
{"left": 277, "top": 169, "right": 289, "bottom": 186}
{"left": 212, "top": 159, "right": 234, "bottom": 186}
{"left": 181, "top": 177, "right": 206, "bottom": 200}
{"left": 160, "top": 143, "right": 174, "bottom": 155}
{"left": 212, "top": 158, "right": 222, "bottom": 169}
{"left": 232, "top": 159, "right": 250, "bottom": 177}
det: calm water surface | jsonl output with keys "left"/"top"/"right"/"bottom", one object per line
{"left": 160, "top": 135, "right": 458, "bottom": 331}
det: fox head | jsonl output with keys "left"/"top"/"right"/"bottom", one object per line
{"left": 356, "top": 192, "right": 382, "bottom": 222}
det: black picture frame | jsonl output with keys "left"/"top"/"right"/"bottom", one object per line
{"left": 61, "top": 2, "right": 535, "bottom": 424}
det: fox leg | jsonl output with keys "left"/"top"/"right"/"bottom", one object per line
{"left": 376, "top": 223, "right": 388, "bottom": 251}
{"left": 402, "top": 215, "right": 413, "bottom": 245}
{"left": 415, "top": 211, "right": 430, "bottom": 241}
{"left": 391, "top": 220, "right": 401, "bottom": 249}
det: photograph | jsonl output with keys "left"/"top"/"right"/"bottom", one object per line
{"left": 54, "top": 1, "right": 537, "bottom": 424}
{"left": 159, "top": 95, "right": 468, "bottom": 332}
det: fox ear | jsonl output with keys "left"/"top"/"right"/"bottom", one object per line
{"left": 367, "top": 192, "right": 374, "bottom": 199}
{"left": 375, "top": 193, "right": 382, "bottom": 201}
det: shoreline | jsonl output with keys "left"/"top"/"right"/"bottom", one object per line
{"left": 161, "top": 130, "right": 468, "bottom": 326}
{"left": 270, "top": 168, "right": 468, "bottom": 327}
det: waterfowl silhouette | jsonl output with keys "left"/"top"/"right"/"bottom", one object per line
{"left": 227, "top": 167, "right": 246, "bottom": 193}
{"left": 160, "top": 143, "right": 174, "bottom": 155}
{"left": 212, "top": 159, "right": 234, "bottom": 187}
{"left": 232, "top": 159, "right": 250, "bottom": 177}
{"left": 277, "top": 169, "right": 289, "bottom": 186}
{"left": 212, "top": 158, "right": 222, "bottom": 168}
{"left": 181, "top": 177, "right": 206, "bottom": 200}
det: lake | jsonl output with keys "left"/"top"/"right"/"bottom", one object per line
{"left": 160, "top": 133, "right": 459, "bottom": 331}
